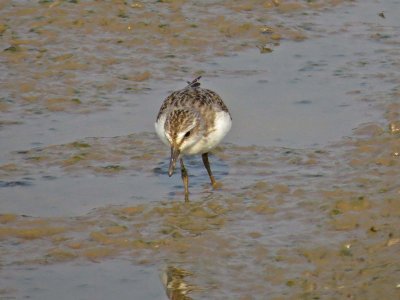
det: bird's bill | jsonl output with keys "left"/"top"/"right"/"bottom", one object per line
{"left": 168, "top": 147, "right": 180, "bottom": 176}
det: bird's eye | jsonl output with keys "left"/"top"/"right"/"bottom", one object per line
{"left": 184, "top": 131, "right": 191, "bottom": 138}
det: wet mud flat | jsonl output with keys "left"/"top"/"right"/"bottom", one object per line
{"left": 1, "top": 116, "right": 400, "bottom": 299}
{"left": 1, "top": 0, "right": 400, "bottom": 299}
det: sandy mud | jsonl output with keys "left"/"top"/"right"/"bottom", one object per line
{"left": 1, "top": 0, "right": 399, "bottom": 299}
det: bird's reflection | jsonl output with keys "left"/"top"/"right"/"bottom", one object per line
{"left": 161, "top": 266, "right": 199, "bottom": 300}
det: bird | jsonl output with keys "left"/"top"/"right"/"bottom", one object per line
{"left": 155, "top": 76, "right": 232, "bottom": 202}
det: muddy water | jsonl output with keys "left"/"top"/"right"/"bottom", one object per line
{"left": 1, "top": 0, "right": 400, "bottom": 299}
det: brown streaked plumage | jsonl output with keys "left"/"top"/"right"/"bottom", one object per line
{"left": 155, "top": 76, "right": 232, "bottom": 202}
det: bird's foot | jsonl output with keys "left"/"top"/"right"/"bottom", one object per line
{"left": 211, "top": 180, "right": 223, "bottom": 189}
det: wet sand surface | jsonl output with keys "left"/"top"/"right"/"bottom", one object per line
{"left": 1, "top": 0, "right": 400, "bottom": 299}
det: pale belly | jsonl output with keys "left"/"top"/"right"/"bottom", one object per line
{"left": 154, "top": 114, "right": 170, "bottom": 147}
{"left": 182, "top": 111, "right": 232, "bottom": 155}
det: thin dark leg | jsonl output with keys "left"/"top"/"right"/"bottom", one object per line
{"left": 202, "top": 153, "right": 217, "bottom": 188}
{"left": 180, "top": 158, "right": 189, "bottom": 202}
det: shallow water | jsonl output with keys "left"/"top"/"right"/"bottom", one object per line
{"left": 1, "top": 0, "right": 400, "bottom": 299}
{"left": 2, "top": 260, "right": 165, "bottom": 300}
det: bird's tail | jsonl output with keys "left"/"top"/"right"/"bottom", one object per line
{"left": 186, "top": 76, "right": 202, "bottom": 88}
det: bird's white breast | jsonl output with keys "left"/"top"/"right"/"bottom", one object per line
{"left": 183, "top": 111, "right": 232, "bottom": 155}
{"left": 155, "top": 114, "right": 170, "bottom": 147}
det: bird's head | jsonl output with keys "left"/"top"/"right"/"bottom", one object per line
{"left": 164, "top": 108, "right": 204, "bottom": 176}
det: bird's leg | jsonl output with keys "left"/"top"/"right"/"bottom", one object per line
{"left": 180, "top": 158, "right": 189, "bottom": 202}
{"left": 202, "top": 153, "right": 217, "bottom": 188}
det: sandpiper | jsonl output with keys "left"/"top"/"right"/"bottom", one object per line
{"left": 155, "top": 76, "right": 232, "bottom": 202}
